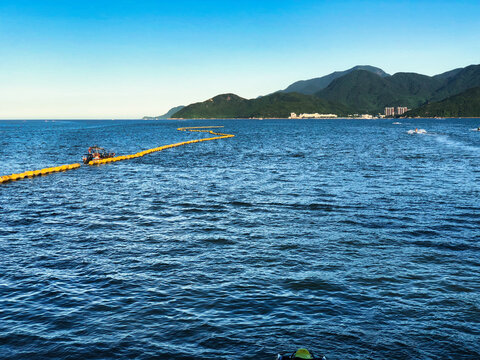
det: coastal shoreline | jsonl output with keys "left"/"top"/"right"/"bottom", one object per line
{"left": 167, "top": 117, "right": 480, "bottom": 120}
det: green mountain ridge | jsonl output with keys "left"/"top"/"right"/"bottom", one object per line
{"left": 431, "top": 65, "right": 480, "bottom": 101}
{"left": 315, "top": 70, "right": 444, "bottom": 113}
{"left": 172, "top": 92, "right": 352, "bottom": 119}
{"left": 281, "top": 65, "right": 389, "bottom": 95}
{"left": 405, "top": 87, "right": 480, "bottom": 118}
{"left": 169, "top": 64, "right": 480, "bottom": 118}
{"left": 432, "top": 67, "right": 463, "bottom": 81}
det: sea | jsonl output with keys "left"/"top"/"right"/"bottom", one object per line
{"left": 0, "top": 118, "right": 479, "bottom": 359}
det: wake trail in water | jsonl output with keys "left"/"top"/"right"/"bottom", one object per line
{"left": 431, "top": 134, "right": 480, "bottom": 153}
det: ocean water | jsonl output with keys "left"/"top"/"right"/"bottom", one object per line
{"left": 0, "top": 118, "right": 479, "bottom": 360}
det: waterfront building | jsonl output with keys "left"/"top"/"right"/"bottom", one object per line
{"left": 385, "top": 107, "right": 395, "bottom": 116}
{"left": 396, "top": 107, "right": 408, "bottom": 115}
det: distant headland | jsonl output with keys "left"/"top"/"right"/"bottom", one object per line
{"left": 144, "top": 64, "right": 480, "bottom": 119}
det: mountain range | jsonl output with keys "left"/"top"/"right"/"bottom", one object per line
{"left": 279, "top": 65, "right": 390, "bottom": 95}
{"left": 147, "top": 64, "right": 480, "bottom": 119}
{"left": 405, "top": 86, "right": 480, "bottom": 118}
{"left": 171, "top": 92, "right": 353, "bottom": 119}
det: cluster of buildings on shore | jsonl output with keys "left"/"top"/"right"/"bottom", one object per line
{"left": 289, "top": 112, "right": 337, "bottom": 119}
{"left": 289, "top": 112, "right": 375, "bottom": 119}
{"left": 289, "top": 106, "right": 409, "bottom": 120}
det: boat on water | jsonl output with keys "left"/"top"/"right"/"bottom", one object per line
{"left": 82, "top": 146, "right": 116, "bottom": 164}
{"left": 407, "top": 128, "right": 427, "bottom": 134}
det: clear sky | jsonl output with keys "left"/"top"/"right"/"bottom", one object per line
{"left": 0, "top": 0, "right": 479, "bottom": 119}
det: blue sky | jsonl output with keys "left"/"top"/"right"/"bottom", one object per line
{"left": 0, "top": 0, "right": 479, "bottom": 118}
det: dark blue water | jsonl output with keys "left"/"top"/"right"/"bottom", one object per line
{"left": 1, "top": 119, "right": 479, "bottom": 359}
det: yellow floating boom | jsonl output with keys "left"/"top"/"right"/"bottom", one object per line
{"left": 0, "top": 126, "right": 234, "bottom": 184}
{"left": 0, "top": 163, "right": 81, "bottom": 184}
{"left": 88, "top": 126, "right": 234, "bottom": 165}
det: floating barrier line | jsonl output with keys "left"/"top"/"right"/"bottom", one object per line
{"left": 88, "top": 126, "right": 234, "bottom": 166}
{"left": 1, "top": 126, "right": 234, "bottom": 184}
{"left": 0, "top": 163, "right": 82, "bottom": 184}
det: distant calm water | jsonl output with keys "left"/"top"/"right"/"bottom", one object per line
{"left": 1, "top": 119, "right": 479, "bottom": 360}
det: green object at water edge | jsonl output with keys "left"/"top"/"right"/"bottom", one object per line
{"left": 294, "top": 349, "right": 313, "bottom": 359}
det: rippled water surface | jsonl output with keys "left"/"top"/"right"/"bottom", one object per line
{"left": 1, "top": 119, "right": 479, "bottom": 359}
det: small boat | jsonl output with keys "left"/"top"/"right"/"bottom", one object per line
{"left": 82, "top": 146, "right": 116, "bottom": 164}
{"left": 407, "top": 128, "right": 427, "bottom": 134}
